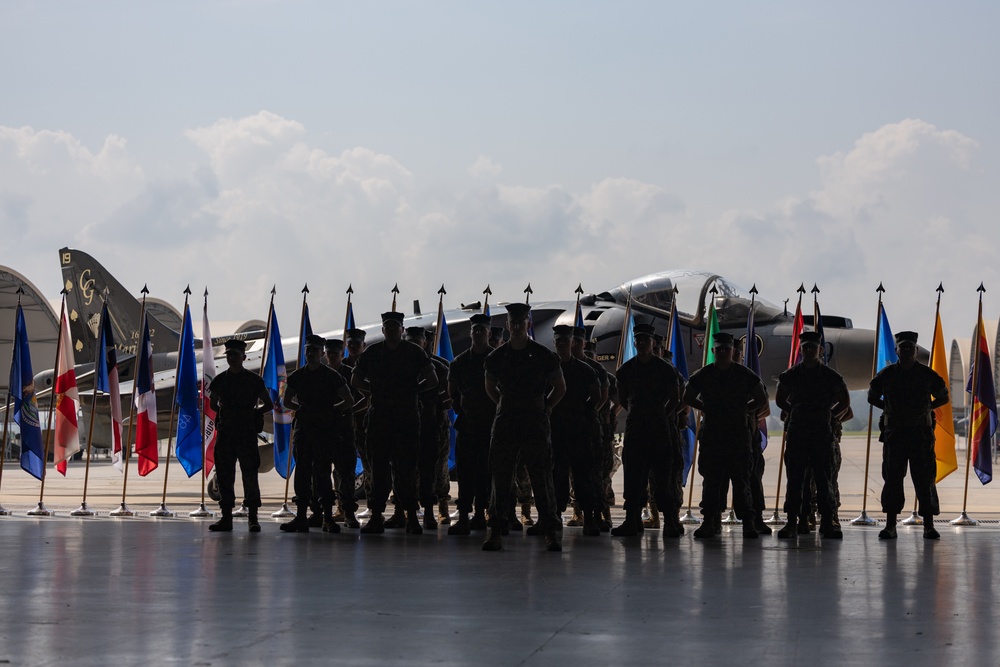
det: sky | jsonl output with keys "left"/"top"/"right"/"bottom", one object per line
{"left": 2, "top": 1, "right": 999, "bottom": 345}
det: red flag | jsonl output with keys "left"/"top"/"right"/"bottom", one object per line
{"left": 134, "top": 317, "right": 158, "bottom": 476}
{"left": 202, "top": 302, "right": 218, "bottom": 476}
{"left": 787, "top": 300, "right": 804, "bottom": 368}
{"left": 53, "top": 308, "right": 81, "bottom": 475}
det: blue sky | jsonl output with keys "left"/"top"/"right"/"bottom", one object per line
{"left": 2, "top": 1, "right": 999, "bottom": 342}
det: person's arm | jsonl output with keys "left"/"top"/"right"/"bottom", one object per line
{"left": 830, "top": 384, "right": 851, "bottom": 419}
{"left": 545, "top": 369, "right": 567, "bottom": 412}
{"left": 867, "top": 374, "right": 884, "bottom": 410}
{"left": 929, "top": 372, "right": 950, "bottom": 410}
{"left": 335, "top": 384, "right": 354, "bottom": 413}
{"left": 418, "top": 362, "right": 438, "bottom": 392}
{"left": 485, "top": 375, "right": 500, "bottom": 405}
{"left": 775, "top": 382, "right": 792, "bottom": 419}
{"left": 682, "top": 380, "right": 703, "bottom": 412}
{"left": 256, "top": 381, "right": 273, "bottom": 414}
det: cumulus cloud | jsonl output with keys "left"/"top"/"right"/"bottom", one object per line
{"left": 1, "top": 114, "right": 994, "bottom": 339}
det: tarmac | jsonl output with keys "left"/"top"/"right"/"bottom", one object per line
{"left": 1, "top": 435, "right": 999, "bottom": 666}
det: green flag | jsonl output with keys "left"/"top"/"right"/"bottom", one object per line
{"left": 703, "top": 301, "right": 719, "bottom": 365}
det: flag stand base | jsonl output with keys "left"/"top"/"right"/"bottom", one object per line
{"left": 70, "top": 502, "right": 95, "bottom": 517}
{"left": 188, "top": 503, "right": 214, "bottom": 518}
{"left": 357, "top": 507, "right": 371, "bottom": 519}
{"left": 109, "top": 503, "right": 134, "bottom": 517}
{"left": 721, "top": 510, "right": 741, "bottom": 525}
{"left": 764, "top": 510, "right": 785, "bottom": 526}
{"left": 26, "top": 503, "right": 52, "bottom": 516}
{"left": 950, "top": 511, "right": 978, "bottom": 526}
{"left": 233, "top": 504, "right": 249, "bottom": 518}
{"left": 900, "top": 511, "right": 923, "bottom": 526}
{"left": 679, "top": 509, "right": 701, "bottom": 525}
{"left": 149, "top": 503, "right": 175, "bottom": 517}
{"left": 271, "top": 503, "right": 295, "bottom": 518}
{"left": 850, "top": 510, "right": 877, "bottom": 526}
{"left": 0, "top": 504, "right": 10, "bottom": 516}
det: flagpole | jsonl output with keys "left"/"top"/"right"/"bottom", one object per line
{"left": 681, "top": 285, "right": 721, "bottom": 526}
{"left": 850, "top": 284, "right": 886, "bottom": 526}
{"left": 28, "top": 292, "right": 70, "bottom": 516}
{"left": 151, "top": 287, "right": 192, "bottom": 517}
{"left": 952, "top": 284, "right": 986, "bottom": 526}
{"left": 482, "top": 285, "right": 491, "bottom": 315}
{"left": 73, "top": 293, "right": 110, "bottom": 517}
{"left": 615, "top": 285, "right": 633, "bottom": 370}
{"left": 190, "top": 289, "right": 216, "bottom": 518}
{"left": 766, "top": 284, "right": 806, "bottom": 525}
{"left": 902, "top": 285, "right": 944, "bottom": 527}
{"left": 110, "top": 286, "right": 149, "bottom": 517}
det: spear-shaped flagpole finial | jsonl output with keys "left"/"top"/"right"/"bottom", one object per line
{"left": 750, "top": 284, "right": 758, "bottom": 295}
{"left": 797, "top": 283, "right": 806, "bottom": 295}
{"left": 710, "top": 285, "right": 718, "bottom": 295}
{"left": 438, "top": 284, "right": 447, "bottom": 296}
{"left": 483, "top": 284, "right": 492, "bottom": 297}
{"left": 391, "top": 283, "right": 400, "bottom": 311}
{"left": 811, "top": 283, "right": 819, "bottom": 295}
{"left": 346, "top": 284, "right": 354, "bottom": 296}
{"left": 936, "top": 282, "right": 944, "bottom": 294}
{"left": 184, "top": 285, "right": 192, "bottom": 296}
{"left": 575, "top": 283, "right": 584, "bottom": 296}
{"left": 978, "top": 282, "right": 986, "bottom": 294}
{"left": 524, "top": 283, "right": 533, "bottom": 305}
{"left": 141, "top": 284, "right": 150, "bottom": 296}
{"left": 204, "top": 287, "right": 209, "bottom": 299}
{"left": 271, "top": 285, "right": 277, "bottom": 297}
{"left": 876, "top": 282, "right": 885, "bottom": 294}
{"left": 302, "top": 284, "right": 309, "bottom": 295}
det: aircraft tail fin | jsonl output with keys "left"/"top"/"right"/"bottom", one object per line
{"left": 59, "top": 248, "right": 181, "bottom": 368}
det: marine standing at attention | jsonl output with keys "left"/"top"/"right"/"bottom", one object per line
{"left": 482, "top": 302, "right": 566, "bottom": 553}
{"left": 208, "top": 339, "right": 273, "bottom": 533}
{"left": 867, "top": 331, "right": 949, "bottom": 540}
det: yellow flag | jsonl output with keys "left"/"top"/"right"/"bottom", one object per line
{"left": 932, "top": 310, "right": 957, "bottom": 482}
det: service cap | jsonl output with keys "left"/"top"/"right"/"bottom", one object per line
{"left": 381, "top": 312, "right": 405, "bottom": 325}
{"left": 895, "top": 331, "right": 918, "bottom": 344}
{"left": 633, "top": 323, "right": 656, "bottom": 338}
{"left": 713, "top": 332, "right": 735, "bottom": 348}
{"left": 469, "top": 314, "right": 491, "bottom": 327}
{"left": 325, "top": 338, "right": 345, "bottom": 351}
{"left": 505, "top": 303, "right": 532, "bottom": 320}
{"left": 224, "top": 339, "right": 247, "bottom": 352}
{"left": 800, "top": 331, "right": 822, "bottom": 345}
{"left": 345, "top": 328, "right": 367, "bottom": 342}
{"left": 552, "top": 324, "right": 575, "bottom": 338}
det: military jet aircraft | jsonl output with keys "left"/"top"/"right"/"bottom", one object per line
{"left": 47, "top": 248, "right": 879, "bottom": 451}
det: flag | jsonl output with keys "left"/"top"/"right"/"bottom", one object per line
{"left": 668, "top": 305, "right": 696, "bottom": 483}
{"left": 95, "top": 303, "right": 124, "bottom": 472}
{"left": 343, "top": 301, "right": 356, "bottom": 358}
{"left": 527, "top": 311, "right": 535, "bottom": 340}
{"left": 263, "top": 308, "right": 293, "bottom": 479}
{"left": 483, "top": 303, "right": 490, "bottom": 318}
{"left": 967, "top": 315, "right": 997, "bottom": 485}
{"left": 202, "top": 303, "right": 218, "bottom": 476}
{"left": 788, "top": 300, "right": 804, "bottom": 368}
{"left": 744, "top": 301, "right": 768, "bottom": 451}
{"left": 174, "top": 304, "right": 202, "bottom": 477}
{"left": 10, "top": 304, "right": 44, "bottom": 480}
{"left": 574, "top": 301, "right": 585, "bottom": 329}
{"left": 703, "top": 301, "right": 719, "bottom": 365}
{"left": 814, "top": 301, "right": 827, "bottom": 364}
{"left": 53, "top": 307, "right": 82, "bottom": 474}
{"left": 436, "top": 312, "right": 454, "bottom": 362}
{"left": 931, "top": 310, "right": 956, "bottom": 482}
{"left": 134, "top": 316, "right": 158, "bottom": 476}
{"left": 876, "top": 305, "right": 898, "bottom": 372}
{"left": 620, "top": 314, "right": 637, "bottom": 365}
{"left": 298, "top": 302, "right": 313, "bottom": 368}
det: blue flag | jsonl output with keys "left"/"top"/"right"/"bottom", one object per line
{"left": 10, "top": 304, "right": 44, "bottom": 480}
{"left": 298, "top": 302, "right": 313, "bottom": 368}
{"left": 620, "top": 314, "right": 637, "bottom": 365}
{"left": 876, "top": 305, "right": 898, "bottom": 371}
{"left": 174, "top": 304, "right": 203, "bottom": 477}
{"left": 668, "top": 307, "right": 696, "bottom": 483}
{"left": 263, "top": 308, "right": 294, "bottom": 479}
{"left": 343, "top": 302, "right": 356, "bottom": 359}
{"left": 967, "top": 315, "right": 997, "bottom": 485}
{"left": 814, "top": 302, "right": 828, "bottom": 364}
{"left": 574, "top": 301, "right": 585, "bottom": 329}
{"left": 436, "top": 313, "right": 458, "bottom": 472}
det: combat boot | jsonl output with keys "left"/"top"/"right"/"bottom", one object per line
{"left": 307, "top": 512, "right": 324, "bottom": 528}
{"left": 448, "top": 512, "right": 471, "bottom": 536}
{"left": 693, "top": 514, "right": 718, "bottom": 539}
{"left": 599, "top": 507, "right": 613, "bottom": 532}
{"left": 566, "top": 507, "right": 585, "bottom": 527}
{"left": 819, "top": 516, "right": 842, "bottom": 539}
{"left": 360, "top": 512, "right": 385, "bottom": 534}
{"left": 662, "top": 512, "right": 682, "bottom": 538}
{"left": 280, "top": 516, "right": 310, "bottom": 533}
{"left": 520, "top": 502, "right": 535, "bottom": 527}
{"left": 332, "top": 500, "right": 346, "bottom": 523}
{"left": 438, "top": 499, "right": 451, "bottom": 525}
{"left": 508, "top": 507, "right": 523, "bottom": 532}
{"left": 797, "top": 515, "right": 812, "bottom": 534}
{"left": 343, "top": 511, "right": 361, "bottom": 529}
{"left": 879, "top": 514, "right": 898, "bottom": 540}
{"left": 481, "top": 529, "right": 504, "bottom": 551}
{"left": 322, "top": 508, "right": 341, "bottom": 533}
{"left": 384, "top": 507, "right": 406, "bottom": 529}
{"left": 582, "top": 510, "right": 601, "bottom": 537}
{"left": 923, "top": 517, "right": 940, "bottom": 540}
{"left": 406, "top": 510, "right": 424, "bottom": 534}
{"left": 545, "top": 530, "right": 563, "bottom": 552}
{"left": 209, "top": 507, "right": 234, "bottom": 532}
{"left": 247, "top": 508, "right": 260, "bottom": 533}
{"left": 754, "top": 513, "right": 772, "bottom": 536}
{"left": 611, "top": 511, "right": 640, "bottom": 537}
{"left": 776, "top": 514, "right": 798, "bottom": 539}
{"left": 423, "top": 503, "right": 438, "bottom": 530}
{"left": 742, "top": 521, "right": 759, "bottom": 539}
{"left": 642, "top": 501, "right": 660, "bottom": 529}
{"left": 525, "top": 521, "right": 545, "bottom": 536}
{"left": 469, "top": 510, "right": 487, "bottom": 531}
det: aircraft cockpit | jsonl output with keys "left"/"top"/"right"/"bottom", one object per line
{"left": 601, "top": 270, "right": 785, "bottom": 326}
